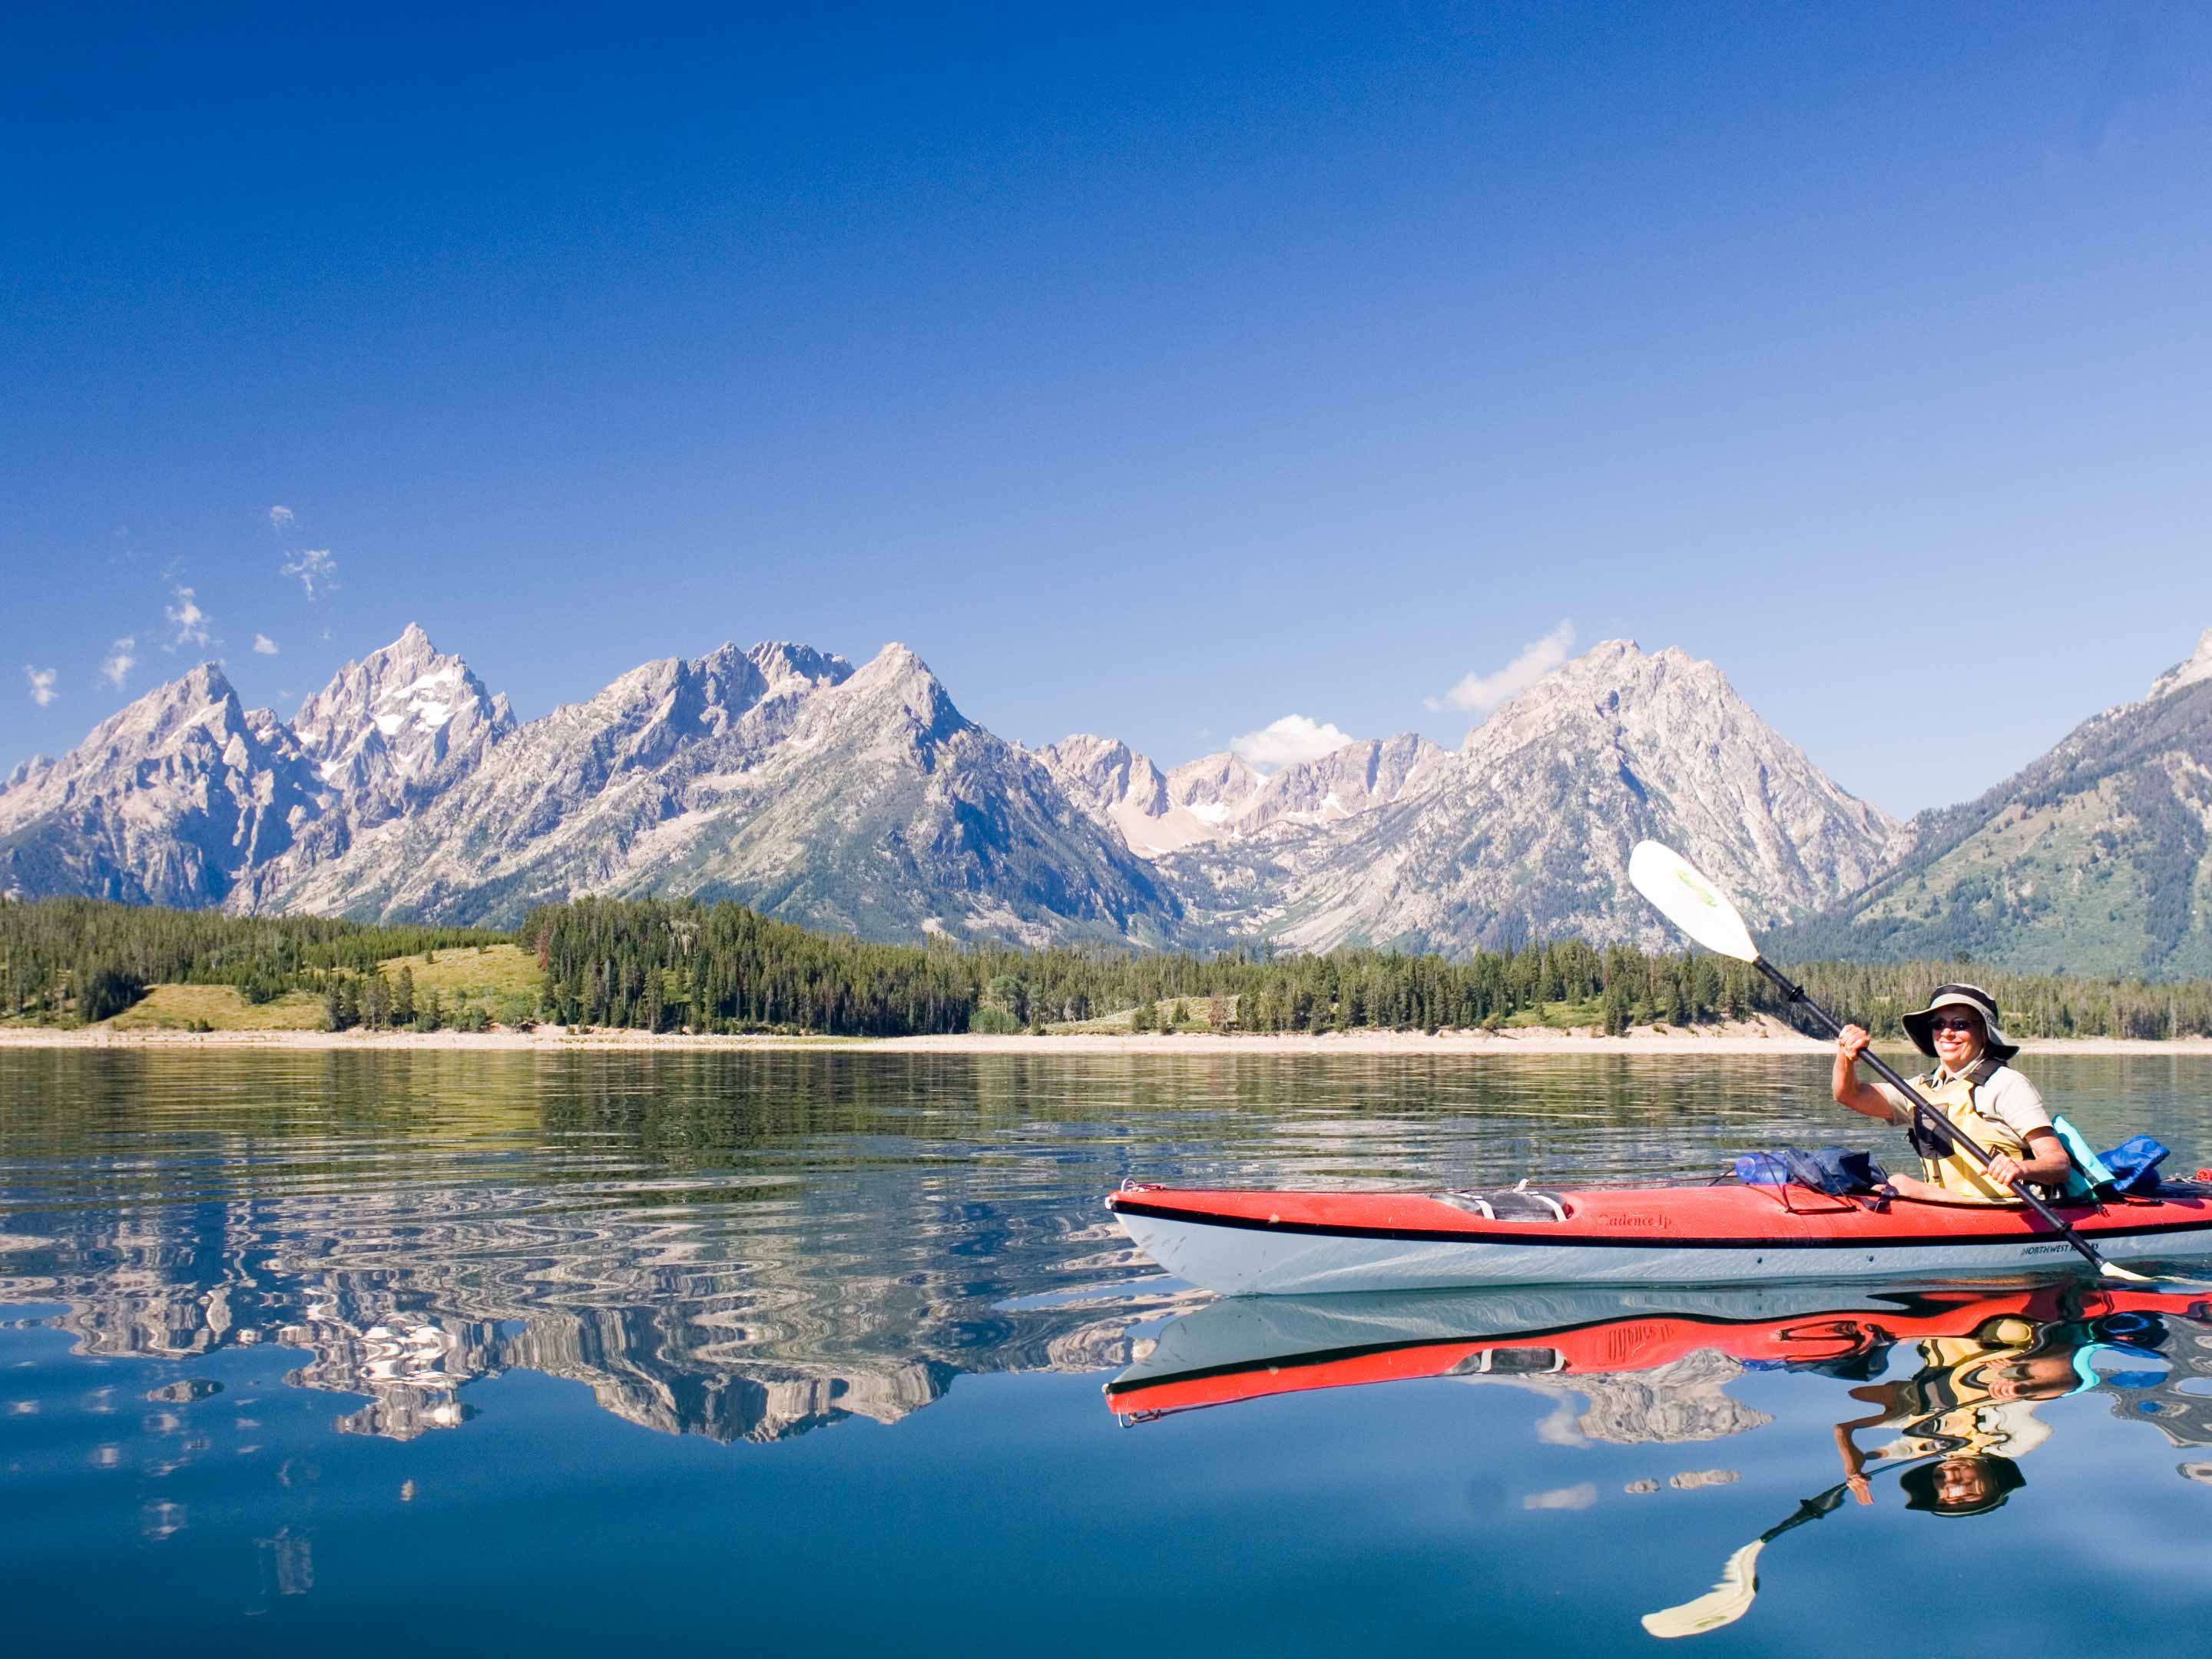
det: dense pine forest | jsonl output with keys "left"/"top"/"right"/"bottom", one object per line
{"left": 0, "top": 899, "right": 507, "bottom": 1025}
{"left": 7, "top": 893, "right": 2212, "bottom": 1041}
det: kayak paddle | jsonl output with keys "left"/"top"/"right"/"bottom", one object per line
{"left": 1640, "top": 1479, "right": 1853, "bottom": 1638}
{"left": 1625, "top": 840, "right": 2154, "bottom": 1284}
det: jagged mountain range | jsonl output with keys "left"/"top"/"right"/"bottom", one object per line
{"left": 5, "top": 621, "right": 2208, "bottom": 969}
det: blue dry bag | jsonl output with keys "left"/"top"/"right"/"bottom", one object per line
{"left": 1734, "top": 1147, "right": 1887, "bottom": 1196}
{"left": 2097, "top": 1134, "right": 2171, "bottom": 1196}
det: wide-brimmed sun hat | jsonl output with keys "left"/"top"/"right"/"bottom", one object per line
{"left": 1901, "top": 983, "right": 2019, "bottom": 1064}
{"left": 1900, "top": 1454, "right": 2025, "bottom": 1518}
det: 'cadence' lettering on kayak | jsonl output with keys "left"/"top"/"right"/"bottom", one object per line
{"left": 1598, "top": 1214, "right": 1674, "bottom": 1230}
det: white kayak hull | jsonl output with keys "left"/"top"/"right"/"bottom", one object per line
{"left": 1115, "top": 1200, "right": 2212, "bottom": 1295}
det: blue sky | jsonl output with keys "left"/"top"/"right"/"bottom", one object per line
{"left": 6, "top": 2, "right": 2210, "bottom": 816}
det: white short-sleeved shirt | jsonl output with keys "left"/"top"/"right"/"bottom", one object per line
{"left": 1874, "top": 1063, "right": 2051, "bottom": 1139}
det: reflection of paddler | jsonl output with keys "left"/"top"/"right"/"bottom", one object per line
{"left": 1833, "top": 1313, "right": 2101, "bottom": 1517}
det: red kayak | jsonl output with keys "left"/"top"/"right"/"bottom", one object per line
{"left": 1106, "top": 1178, "right": 2212, "bottom": 1295}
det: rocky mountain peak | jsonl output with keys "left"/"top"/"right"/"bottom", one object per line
{"left": 71, "top": 662, "right": 247, "bottom": 761}
{"left": 748, "top": 641, "right": 853, "bottom": 692}
{"left": 0, "top": 661, "right": 320, "bottom": 908}
{"left": 2147, "top": 626, "right": 2212, "bottom": 703}
{"left": 830, "top": 644, "right": 968, "bottom": 746}
{"left": 1173, "top": 637, "right": 1899, "bottom": 956}
{"left": 1165, "top": 752, "right": 1267, "bottom": 825}
{"left": 1235, "top": 733, "right": 1451, "bottom": 834}
{"left": 293, "top": 624, "right": 507, "bottom": 759}
{"left": 1035, "top": 735, "right": 1219, "bottom": 859}
{"left": 289, "top": 624, "right": 511, "bottom": 828}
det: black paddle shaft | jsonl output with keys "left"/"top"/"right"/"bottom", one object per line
{"left": 1747, "top": 956, "right": 2118, "bottom": 1274}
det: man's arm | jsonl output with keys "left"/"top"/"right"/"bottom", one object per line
{"left": 1832, "top": 1025, "right": 1904, "bottom": 1122}
{"left": 1985, "top": 1128, "right": 2070, "bottom": 1192}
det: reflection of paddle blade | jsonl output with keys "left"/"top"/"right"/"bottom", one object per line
{"left": 1640, "top": 1539, "right": 1762, "bottom": 1639}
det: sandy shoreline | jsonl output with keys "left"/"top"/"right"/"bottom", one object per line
{"left": 7, "top": 1021, "right": 2212, "bottom": 1058}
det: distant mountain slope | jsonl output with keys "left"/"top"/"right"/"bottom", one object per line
{"left": 1780, "top": 628, "right": 2212, "bottom": 978}
{"left": 0, "top": 628, "right": 1177, "bottom": 947}
{"left": 1173, "top": 641, "right": 1899, "bottom": 955}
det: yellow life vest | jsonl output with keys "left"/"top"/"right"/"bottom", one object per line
{"left": 1905, "top": 1058, "right": 2032, "bottom": 1205}
{"left": 1873, "top": 1323, "right": 2057, "bottom": 1462}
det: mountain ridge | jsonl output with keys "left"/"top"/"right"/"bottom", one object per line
{"left": 28, "top": 620, "right": 2175, "bottom": 965}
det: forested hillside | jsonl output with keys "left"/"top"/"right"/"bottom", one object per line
{"left": 1782, "top": 636, "right": 2212, "bottom": 978}
{"left": 10, "top": 894, "right": 2212, "bottom": 1042}
{"left": 0, "top": 898, "right": 505, "bottom": 1022}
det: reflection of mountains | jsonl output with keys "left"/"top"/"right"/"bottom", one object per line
{"left": 0, "top": 1181, "right": 1191, "bottom": 1444}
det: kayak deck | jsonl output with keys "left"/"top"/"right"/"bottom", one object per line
{"left": 1107, "top": 1181, "right": 2212, "bottom": 1294}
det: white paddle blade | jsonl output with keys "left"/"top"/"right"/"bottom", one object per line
{"left": 1628, "top": 842, "right": 1760, "bottom": 963}
{"left": 1640, "top": 1538, "right": 1763, "bottom": 1639}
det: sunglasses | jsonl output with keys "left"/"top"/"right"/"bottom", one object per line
{"left": 1928, "top": 1016, "right": 1982, "bottom": 1035}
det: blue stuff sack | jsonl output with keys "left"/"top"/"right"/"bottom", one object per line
{"left": 2097, "top": 1134, "right": 2171, "bottom": 1195}
{"left": 1734, "top": 1147, "right": 1887, "bottom": 1196}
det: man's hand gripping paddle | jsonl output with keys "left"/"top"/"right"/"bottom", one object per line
{"left": 1626, "top": 840, "right": 2156, "bottom": 1284}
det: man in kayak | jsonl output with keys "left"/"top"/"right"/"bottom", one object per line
{"left": 1832, "top": 984, "right": 2071, "bottom": 1204}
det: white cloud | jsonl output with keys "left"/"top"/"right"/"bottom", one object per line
{"left": 98, "top": 637, "right": 137, "bottom": 688}
{"left": 1230, "top": 714, "right": 1357, "bottom": 770}
{"left": 281, "top": 547, "right": 337, "bottom": 601}
{"left": 164, "top": 587, "right": 211, "bottom": 651}
{"left": 268, "top": 505, "right": 295, "bottom": 531}
{"left": 253, "top": 633, "right": 279, "bottom": 656}
{"left": 1523, "top": 1483, "right": 1598, "bottom": 1512}
{"left": 1428, "top": 621, "right": 1577, "bottom": 715}
{"left": 25, "top": 665, "right": 58, "bottom": 707}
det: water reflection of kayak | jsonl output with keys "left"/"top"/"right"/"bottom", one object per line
{"left": 1105, "top": 1179, "right": 2212, "bottom": 1295}
{"left": 1104, "top": 1280, "right": 2212, "bottom": 1426}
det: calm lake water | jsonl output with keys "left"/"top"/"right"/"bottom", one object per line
{"left": 3, "top": 1048, "right": 2209, "bottom": 1655}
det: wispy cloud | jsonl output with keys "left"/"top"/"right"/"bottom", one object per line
{"left": 281, "top": 547, "right": 338, "bottom": 601}
{"left": 1523, "top": 1483, "right": 1598, "bottom": 1512}
{"left": 253, "top": 633, "right": 280, "bottom": 656}
{"left": 1230, "top": 714, "right": 1356, "bottom": 770}
{"left": 1428, "top": 621, "right": 1577, "bottom": 715}
{"left": 268, "top": 505, "right": 295, "bottom": 531}
{"left": 163, "top": 587, "right": 212, "bottom": 651}
{"left": 98, "top": 637, "right": 137, "bottom": 688}
{"left": 25, "top": 665, "right": 58, "bottom": 707}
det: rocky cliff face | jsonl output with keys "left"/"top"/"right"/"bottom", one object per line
{"left": 1233, "top": 733, "right": 1451, "bottom": 836}
{"left": 1174, "top": 641, "right": 1899, "bottom": 955}
{"left": 1786, "top": 627, "right": 2212, "bottom": 977}
{"left": 0, "top": 664, "right": 326, "bottom": 906}
{"left": 1041, "top": 733, "right": 1448, "bottom": 855}
{"left": 250, "top": 636, "right": 1176, "bottom": 942}
{"left": 1037, "top": 735, "right": 1224, "bottom": 857}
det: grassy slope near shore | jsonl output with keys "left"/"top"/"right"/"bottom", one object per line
{"left": 101, "top": 985, "right": 327, "bottom": 1031}
{"left": 373, "top": 943, "right": 541, "bottom": 1002}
